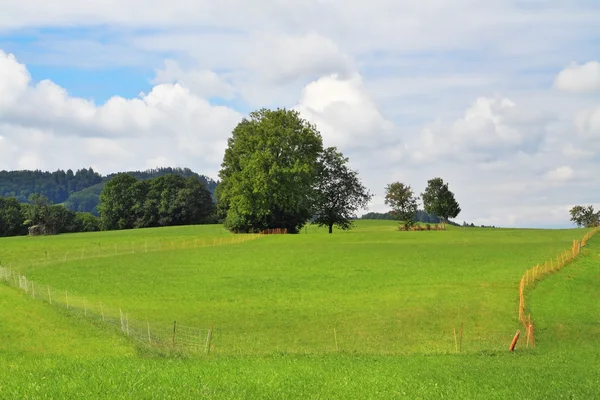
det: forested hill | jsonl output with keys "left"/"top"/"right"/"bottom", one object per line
{"left": 0, "top": 167, "right": 218, "bottom": 215}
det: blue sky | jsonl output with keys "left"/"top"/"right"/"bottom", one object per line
{"left": 0, "top": 0, "right": 599, "bottom": 228}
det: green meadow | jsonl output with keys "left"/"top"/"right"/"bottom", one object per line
{"left": 1, "top": 220, "right": 599, "bottom": 398}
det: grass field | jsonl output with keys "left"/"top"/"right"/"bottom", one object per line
{"left": 1, "top": 220, "right": 599, "bottom": 398}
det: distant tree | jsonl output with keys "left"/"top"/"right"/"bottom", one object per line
{"left": 217, "top": 108, "right": 324, "bottom": 233}
{"left": 360, "top": 212, "right": 395, "bottom": 220}
{"left": 421, "top": 177, "right": 461, "bottom": 223}
{"left": 24, "top": 193, "right": 54, "bottom": 234}
{"left": 73, "top": 212, "right": 101, "bottom": 232}
{"left": 384, "top": 182, "right": 419, "bottom": 230}
{"left": 98, "top": 174, "right": 140, "bottom": 230}
{"left": 312, "top": 147, "right": 372, "bottom": 234}
{"left": 0, "top": 196, "right": 25, "bottom": 237}
{"left": 569, "top": 205, "right": 599, "bottom": 228}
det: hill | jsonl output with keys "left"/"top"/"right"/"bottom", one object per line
{"left": 0, "top": 221, "right": 598, "bottom": 398}
{"left": 0, "top": 167, "right": 218, "bottom": 215}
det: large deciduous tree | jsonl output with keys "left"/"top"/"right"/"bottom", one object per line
{"left": 99, "top": 173, "right": 214, "bottom": 230}
{"left": 313, "top": 147, "right": 372, "bottom": 234}
{"left": 569, "top": 205, "right": 599, "bottom": 228}
{"left": 217, "top": 108, "right": 324, "bottom": 234}
{"left": 384, "top": 182, "right": 419, "bottom": 230}
{"left": 421, "top": 177, "right": 461, "bottom": 223}
{"left": 98, "top": 174, "right": 140, "bottom": 230}
{"left": 0, "top": 196, "right": 25, "bottom": 237}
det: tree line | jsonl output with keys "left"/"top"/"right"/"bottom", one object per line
{"left": 0, "top": 167, "right": 218, "bottom": 215}
{"left": 0, "top": 194, "right": 101, "bottom": 237}
{"left": 0, "top": 174, "right": 215, "bottom": 237}
{"left": 9, "top": 106, "right": 594, "bottom": 236}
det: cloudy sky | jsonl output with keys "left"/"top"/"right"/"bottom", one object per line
{"left": 1, "top": 1, "right": 599, "bottom": 228}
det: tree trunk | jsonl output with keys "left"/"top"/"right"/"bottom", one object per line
{"left": 328, "top": 223, "right": 333, "bottom": 234}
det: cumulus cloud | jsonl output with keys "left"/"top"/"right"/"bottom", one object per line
{"left": 0, "top": 50, "right": 242, "bottom": 176}
{"left": 153, "top": 59, "right": 235, "bottom": 100}
{"left": 294, "top": 74, "right": 396, "bottom": 151}
{"left": 245, "top": 33, "right": 354, "bottom": 85}
{"left": 554, "top": 61, "right": 600, "bottom": 93}
{"left": 544, "top": 166, "right": 574, "bottom": 184}
{"left": 574, "top": 105, "right": 600, "bottom": 138}
{"left": 410, "top": 97, "right": 549, "bottom": 164}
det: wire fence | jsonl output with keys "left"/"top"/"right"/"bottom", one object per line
{"left": 2, "top": 228, "right": 598, "bottom": 355}
{"left": 13, "top": 233, "right": 262, "bottom": 269}
{"left": 516, "top": 227, "right": 599, "bottom": 349}
{"left": 0, "top": 265, "right": 517, "bottom": 355}
{"left": 0, "top": 265, "right": 215, "bottom": 355}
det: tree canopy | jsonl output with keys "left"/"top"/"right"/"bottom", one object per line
{"left": 421, "top": 177, "right": 461, "bottom": 223}
{"left": 313, "top": 147, "right": 372, "bottom": 233}
{"left": 99, "top": 174, "right": 215, "bottom": 231}
{"left": 217, "top": 108, "right": 324, "bottom": 234}
{"left": 384, "top": 182, "right": 419, "bottom": 230}
{"left": 569, "top": 205, "right": 599, "bottom": 228}
{"left": 0, "top": 167, "right": 217, "bottom": 216}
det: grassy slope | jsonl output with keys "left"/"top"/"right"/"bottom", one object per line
{"left": 0, "top": 285, "right": 136, "bottom": 359}
{"left": 529, "top": 236, "right": 600, "bottom": 350}
{"left": 2, "top": 221, "right": 590, "bottom": 355}
{"left": 0, "top": 222, "right": 598, "bottom": 398}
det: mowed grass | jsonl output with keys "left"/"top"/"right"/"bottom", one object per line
{"left": 2, "top": 220, "right": 590, "bottom": 355}
{"left": 0, "top": 285, "right": 136, "bottom": 358}
{"left": 1, "top": 221, "right": 599, "bottom": 398}
{"left": 529, "top": 236, "right": 600, "bottom": 350}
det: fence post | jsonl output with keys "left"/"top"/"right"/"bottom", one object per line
{"left": 205, "top": 324, "right": 213, "bottom": 354}
{"left": 172, "top": 321, "right": 177, "bottom": 351}
{"left": 454, "top": 328, "right": 458, "bottom": 352}
{"left": 31, "top": 281, "right": 35, "bottom": 298}
{"left": 509, "top": 330, "right": 520, "bottom": 351}
{"left": 526, "top": 314, "right": 531, "bottom": 348}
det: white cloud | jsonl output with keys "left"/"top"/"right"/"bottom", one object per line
{"left": 0, "top": 50, "right": 242, "bottom": 177}
{"left": 411, "top": 97, "right": 549, "bottom": 164}
{"left": 575, "top": 105, "right": 600, "bottom": 138}
{"left": 245, "top": 33, "right": 354, "bottom": 84}
{"left": 295, "top": 74, "right": 396, "bottom": 151}
{"left": 544, "top": 166, "right": 574, "bottom": 184}
{"left": 153, "top": 59, "right": 235, "bottom": 100}
{"left": 554, "top": 61, "right": 600, "bottom": 93}
{"left": 2, "top": 1, "right": 600, "bottom": 229}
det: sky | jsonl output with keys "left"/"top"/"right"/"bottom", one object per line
{"left": 0, "top": 1, "right": 599, "bottom": 228}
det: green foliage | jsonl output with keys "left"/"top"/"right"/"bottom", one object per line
{"left": 99, "top": 174, "right": 215, "bottom": 231}
{"left": 421, "top": 177, "right": 461, "bottom": 223}
{"left": 569, "top": 205, "right": 599, "bottom": 228}
{"left": 0, "top": 168, "right": 102, "bottom": 204}
{"left": 217, "top": 108, "right": 324, "bottom": 233}
{"left": 98, "top": 174, "right": 140, "bottom": 230}
{"left": 1, "top": 167, "right": 218, "bottom": 216}
{"left": 384, "top": 182, "right": 419, "bottom": 230}
{"left": 0, "top": 196, "right": 26, "bottom": 237}
{"left": 313, "top": 147, "right": 372, "bottom": 233}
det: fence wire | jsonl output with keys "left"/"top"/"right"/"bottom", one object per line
{"left": 0, "top": 266, "right": 213, "bottom": 355}
{"left": 2, "top": 229, "right": 597, "bottom": 356}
